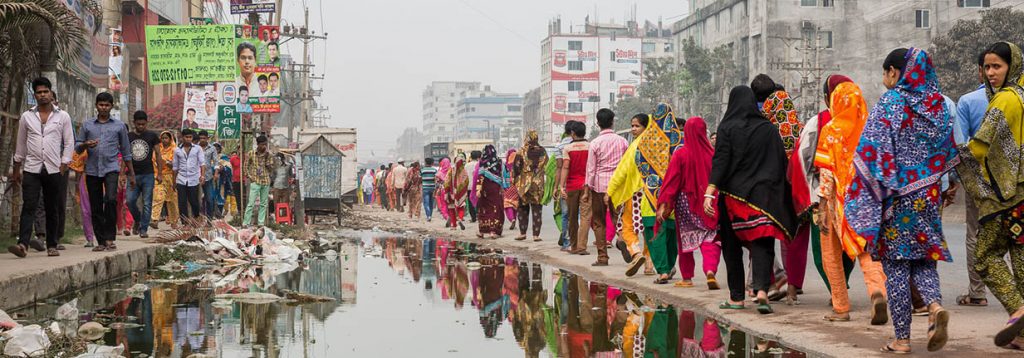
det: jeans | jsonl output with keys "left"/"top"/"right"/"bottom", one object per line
{"left": 176, "top": 184, "right": 201, "bottom": 221}
{"left": 243, "top": 183, "right": 270, "bottom": 226}
{"left": 422, "top": 188, "right": 436, "bottom": 219}
{"left": 19, "top": 169, "right": 64, "bottom": 248}
{"left": 126, "top": 173, "right": 154, "bottom": 234}
{"left": 202, "top": 180, "right": 217, "bottom": 218}
{"left": 86, "top": 173, "right": 119, "bottom": 246}
{"left": 559, "top": 198, "right": 570, "bottom": 248}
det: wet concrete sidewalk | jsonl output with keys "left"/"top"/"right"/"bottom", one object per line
{"left": 0, "top": 237, "right": 160, "bottom": 310}
{"left": 353, "top": 205, "right": 1016, "bottom": 357}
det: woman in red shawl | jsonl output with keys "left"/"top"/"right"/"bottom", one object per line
{"left": 657, "top": 117, "right": 720, "bottom": 290}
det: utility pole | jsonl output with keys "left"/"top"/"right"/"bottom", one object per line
{"left": 767, "top": 23, "right": 837, "bottom": 121}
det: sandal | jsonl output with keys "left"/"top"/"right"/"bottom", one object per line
{"left": 719, "top": 301, "right": 746, "bottom": 310}
{"left": 7, "top": 244, "right": 27, "bottom": 258}
{"left": 47, "top": 248, "right": 59, "bottom": 257}
{"left": 926, "top": 308, "right": 949, "bottom": 352}
{"left": 995, "top": 315, "right": 1024, "bottom": 347}
{"left": 532, "top": 236, "right": 542, "bottom": 242}
{"left": 756, "top": 294, "right": 773, "bottom": 315}
{"left": 107, "top": 243, "right": 118, "bottom": 250}
{"left": 706, "top": 272, "right": 720, "bottom": 290}
{"left": 881, "top": 342, "right": 911, "bottom": 354}
{"left": 92, "top": 245, "right": 107, "bottom": 252}
{"left": 515, "top": 235, "right": 527, "bottom": 241}
{"left": 653, "top": 275, "right": 671, "bottom": 285}
{"left": 956, "top": 294, "right": 988, "bottom": 307}
{"left": 871, "top": 295, "right": 889, "bottom": 326}
{"left": 1004, "top": 338, "right": 1024, "bottom": 351}
{"left": 912, "top": 307, "right": 929, "bottom": 316}
{"left": 824, "top": 313, "right": 851, "bottom": 322}
{"left": 673, "top": 280, "right": 694, "bottom": 288}
{"left": 55, "top": 244, "right": 66, "bottom": 251}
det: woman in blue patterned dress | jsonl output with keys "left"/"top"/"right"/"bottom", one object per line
{"left": 844, "top": 48, "right": 958, "bottom": 354}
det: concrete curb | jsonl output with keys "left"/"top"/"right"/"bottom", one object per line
{"left": 0, "top": 244, "right": 161, "bottom": 310}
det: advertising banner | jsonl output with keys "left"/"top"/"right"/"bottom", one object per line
{"left": 217, "top": 105, "right": 241, "bottom": 139}
{"left": 230, "top": 0, "right": 276, "bottom": 14}
{"left": 108, "top": 27, "right": 123, "bottom": 91}
{"left": 234, "top": 25, "right": 280, "bottom": 113}
{"left": 181, "top": 84, "right": 217, "bottom": 131}
{"left": 145, "top": 25, "right": 237, "bottom": 84}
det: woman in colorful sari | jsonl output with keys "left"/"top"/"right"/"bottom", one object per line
{"left": 958, "top": 41, "right": 1024, "bottom": 350}
{"left": 436, "top": 158, "right": 452, "bottom": 226}
{"left": 763, "top": 86, "right": 809, "bottom": 303}
{"left": 815, "top": 77, "right": 889, "bottom": 324}
{"left": 445, "top": 153, "right": 469, "bottom": 230}
{"left": 704, "top": 86, "right": 797, "bottom": 314}
{"left": 614, "top": 114, "right": 655, "bottom": 277}
{"left": 844, "top": 48, "right": 955, "bottom": 353}
{"left": 657, "top": 116, "right": 720, "bottom": 290}
{"left": 608, "top": 103, "right": 683, "bottom": 285}
{"left": 70, "top": 149, "right": 95, "bottom": 247}
{"left": 515, "top": 130, "right": 548, "bottom": 241}
{"left": 150, "top": 131, "right": 178, "bottom": 230}
{"left": 503, "top": 149, "right": 519, "bottom": 230}
{"left": 405, "top": 161, "right": 423, "bottom": 219}
{"left": 472, "top": 145, "right": 506, "bottom": 238}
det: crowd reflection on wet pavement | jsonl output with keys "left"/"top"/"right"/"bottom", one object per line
{"left": 17, "top": 236, "right": 805, "bottom": 357}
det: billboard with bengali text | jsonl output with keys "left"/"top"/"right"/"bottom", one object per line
{"left": 145, "top": 25, "right": 237, "bottom": 84}
{"left": 230, "top": 0, "right": 276, "bottom": 14}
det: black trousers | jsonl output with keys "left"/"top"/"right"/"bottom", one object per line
{"left": 719, "top": 196, "right": 776, "bottom": 301}
{"left": 177, "top": 184, "right": 201, "bottom": 221}
{"left": 20, "top": 169, "right": 63, "bottom": 248}
{"left": 86, "top": 173, "right": 119, "bottom": 246}
{"left": 232, "top": 181, "right": 242, "bottom": 213}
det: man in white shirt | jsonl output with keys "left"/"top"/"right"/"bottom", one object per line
{"left": 391, "top": 160, "right": 408, "bottom": 212}
{"left": 9, "top": 77, "right": 75, "bottom": 258}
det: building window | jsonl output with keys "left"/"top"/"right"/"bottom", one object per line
{"left": 960, "top": 0, "right": 991, "bottom": 7}
{"left": 567, "top": 102, "right": 583, "bottom": 112}
{"left": 609, "top": 51, "right": 616, "bottom": 61}
{"left": 915, "top": 9, "right": 930, "bottom": 28}
{"left": 823, "top": 0, "right": 834, "bottom": 7}
{"left": 507, "top": 105, "right": 522, "bottom": 112}
{"left": 568, "top": 60, "right": 583, "bottom": 71}
{"left": 568, "top": 81, "right": 582, "bottom": 91}
{"left": 568, "top": 40, "right": 583, "bottom": 50}
{"left": 609, "top": 92, "right": 616, "bottom": 104}
{"left": 800, "top": 0, "right": 816, "bottom": 6}
{"left": 642, "top": 42, "right": 656, "bottom": 54}
{"left": 610, "top": 71, "right": 616, "bottom": 81}
{"left": 822, "top": 31, "right": 833, "bottom": 48}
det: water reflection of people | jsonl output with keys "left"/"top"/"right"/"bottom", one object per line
{"left": 477, "top": 255, "right": 507, "bottom": 338}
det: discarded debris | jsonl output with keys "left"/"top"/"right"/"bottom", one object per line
{"left": 125, "top": 284, "right": 149, "bottom": 299}
{"left": 2, "top": 324, "right": 51, "bottom": 357}
{"left": 77, "top": 322, "right": 107, "bottom": 341}
{"left": 280, "top": 289, "right": 335, "bottom": 303}
{"left": 213, "top": 292, "right": 283, "bottom": 304}
{"left": 55, "top": 298, "right": 79, "bottom": 321}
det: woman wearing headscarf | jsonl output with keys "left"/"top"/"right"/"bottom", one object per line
{"left": 405, "top": 161, "right": 423, "bottom": 219}
{"left": 608, "top": 103, "right": 683, "bottom": 285}
{"left": 657, "top": 117, "right": 720, "bottom": 290}
{"left": 958, "top": 41, "right": 1024, "bottom": 349}
{"left": 445, "top": 153, "right": 469, "bottom": 230}
{"left": 613, "top": 114, "right": 655, "bottom": 277}
{"left": 515, "top": 130, "right": 549, "bottom": 241}
{"left": 436, "top": 157, "right": 452, "bottom": 225}
{"left": 472, "top": 145, "right": 507, "bottom": 238}
{"left": 150, "top": 131, "right": 178, "bottom": 229}
{"left": 815, "top": 77, "right": 889, "bottom": 324}
{"left": 361, "top": 169, "right": 375, "bottom": 206}
{"left": 703, "top": 86, "right": 797, "bottom": 315}
{"left": 503, "top": 149, "right": 520, "bottom": 230}
{"left": 844, "top": 48, "right": 956, "bottom": 353}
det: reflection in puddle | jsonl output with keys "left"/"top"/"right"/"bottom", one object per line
{"left": 15, "top": 236, "right": 804, "bottom": 357}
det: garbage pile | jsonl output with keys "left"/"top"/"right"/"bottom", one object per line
{"left": 171, "top": 222, "right": 305, "bottom": 264}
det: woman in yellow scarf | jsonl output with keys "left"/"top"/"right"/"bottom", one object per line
{"left": 151, "top": 131, "right": 178, "bottom": 229}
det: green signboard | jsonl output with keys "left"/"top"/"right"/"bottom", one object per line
{"left": 145, "top": 25, "right": 237, "bottom": 84}
{"left": 217, "top": 105, "right": 240, "bottom": 139}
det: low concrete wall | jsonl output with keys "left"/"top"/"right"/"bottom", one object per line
{"left": 0, "top": 245, "right": 161, "bottom": 310}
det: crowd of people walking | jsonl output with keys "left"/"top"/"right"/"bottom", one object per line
{"left": 359, "top": 44, "right": 1024, "bottom": 353}
{"left": 8, "top": 77, "right": 293, "bottom": 257}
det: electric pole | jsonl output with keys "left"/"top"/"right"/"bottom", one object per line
{"left": 767, "top": 23, "right": 838, "bottom": 121}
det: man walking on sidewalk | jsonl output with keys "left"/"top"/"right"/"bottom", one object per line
{"left": 392, "top": 160, "right": 408, "bottom": 212}
{"left": 421, "top": 157, "right": 438, "bottom": 221}
{"left": 559, "top": 121, "right": 590, "bottom": 255}
{"left": 126, "top": 110, "right": 159, "bottom": 238}
{"left": 78, "top": 92, "right": 135, "bottom": 252}
{"left": 8, "top": 77, "right": 75, "bottom": 258}
{"left": 197, "top": 130, "right": 219, "bottom": 218}
{"left": 173, "top": 129, "right": 204, "bottom": 221}
{"left": 243, "top": 135, "right": 274, "bottom": 226}
{"left": 586, "top": 109, "right": 628, "bottom": 266}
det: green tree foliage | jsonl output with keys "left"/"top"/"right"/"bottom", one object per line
{"left": 610, "top": 57, "right": 676, "bottom": 134}
{"left": 931, "top": 7, "right": 1024, "bottom": 99}
{"left": 677, "top": 38, "right": 738, "bottom": 129}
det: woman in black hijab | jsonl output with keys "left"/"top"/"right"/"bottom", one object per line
{"left": 703, "top": 86, "right": 798, "bottom": 314}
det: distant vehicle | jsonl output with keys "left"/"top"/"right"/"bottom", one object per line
{"left": 449, "top": 139, "right": 492, "bottom": 158}
{"left": 423, "top": 142, "right": 449, "bottom": 162}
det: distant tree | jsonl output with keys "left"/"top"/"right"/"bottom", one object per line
{"left": 677, "top": 39, "right": 738, "bottom": 129}
{"left": 148, "top": 92, "right": 184, "bottom": 131}
{"left": 931, "top": 7, "right": 1024, "bottom": 99}
{"left": 610, "top": 57, "right": 677, "bottom": 134}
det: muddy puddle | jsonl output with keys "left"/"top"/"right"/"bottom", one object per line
{"left": 12, "top": 234, "right": 805, "bottom": 357}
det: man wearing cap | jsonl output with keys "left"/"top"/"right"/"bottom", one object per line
{"left": 243, "top": 135, "right": 274, "bottom": 226}
{"left": 392, "top": 159, "right": 408, "bottom": 212}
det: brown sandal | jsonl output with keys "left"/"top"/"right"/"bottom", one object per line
{"left": 107, "top": 243, "right": 118, "bottom": 251}
{"left": 47, "top": 248, "right": 60, "bottom": 257}
{"left": 92, "top": 245, "right": 107, "bottom": 252}
{"left": 8, "top": 244, "right": 27, "bottom": 258}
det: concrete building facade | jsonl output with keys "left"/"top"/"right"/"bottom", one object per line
{"left": 673, "top": 0, "right": 1007, "bottom": 119}
{"left": 456, "top": 93, "right": 524, "bottom": 153}
{"left": 422, "top": 81, "right": 482, "bottom": 143}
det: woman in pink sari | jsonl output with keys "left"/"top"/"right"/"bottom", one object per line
{"left": 436, "top": 157, "right": 452, "bottom": 225}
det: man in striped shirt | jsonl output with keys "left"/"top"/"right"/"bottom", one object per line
{"left": 420, "top": 157, "right": 438, "bottom": 222}
{"left": 586, "top": 108, "right": 628, "bottom": 266}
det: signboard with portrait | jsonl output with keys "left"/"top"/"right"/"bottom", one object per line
{"left": 181, "top": 84, "right": 217, "bottom": 131}
{"left": 234, "top": 25, "right": 280, "bottom": 113}
{"left": 108, "top": 27, "right": 123, "bottom": 91}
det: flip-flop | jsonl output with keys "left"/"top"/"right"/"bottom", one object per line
{"left": 824, "top": 314, "right": 851, "bottom": 322}
{"left": 706, "top": 272, "right": 720, "bottom": 290}
{"left": 719, "top": 302, "right": 746, "bottom": 310}
{"left": 995, "top": 315, "right": 1024, "bottom": 347}
{"left": 926, "top": 308, "right": 949, "bottom": 352}
{"left": 673, "top": 280, "right": 694, "bottom": 288}
{"left": 957, "top": 294, "right": 988, "bottom": 307}
{"left": 871, "top": 297, "right": 889, "bottom": 326}
{"left": 653, "top": 276, "right": 670, "bottom": 284}
{"left": 756, "top": 297, "right": 773, "bottom": 315}
{"left": 881, "top": 343, "right": 911, "bottom": 354}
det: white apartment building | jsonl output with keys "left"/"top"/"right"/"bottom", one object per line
{"left": 456, "top": 92, "right": 524, "bottom": 152}
{"left": 422, "top": 81, "right": 482, "bottom": 143}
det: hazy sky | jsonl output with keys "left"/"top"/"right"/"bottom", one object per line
{"left": 279, "top": 0, "right": 687, "bottom": 160}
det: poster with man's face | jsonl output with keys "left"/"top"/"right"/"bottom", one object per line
{"left": 234, "top": 25, "right": 280, "bottom": 113}
{"left": 182, "top": 84, "right": 217, "bottom": 130}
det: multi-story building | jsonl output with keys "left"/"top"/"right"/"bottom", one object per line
{"left": 673, "top": 0, "right": 1007, "bottom": 119}
{"left": 455, "top": 92, "right": 523, "bottom": 152}
{"left": 422, "top": 81, "right": 482, "bottom": 143}
{"left": 521, "top": 87, "right": 543, "bottom": 139}
{"left": 538, "top": 17, "right": 670, "bottom": 144}
{"left": 394, "top": 127, "right": 425, "bottom": 162}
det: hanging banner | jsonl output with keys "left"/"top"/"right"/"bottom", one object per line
{"left": 109, "top": 27, "right": 123, "bottom": 91}
{"left": 234, "top": 25, "right": 280, "bottom": 113}
{"left": 145, "top": 25, "right": 237, "bottom": 84}
{"left": 182, "top": 83, "right": 217, "bottom": 131}
{"left": 230, "top": 0, "right": 276, "bottom": 14}
{"left": 189, "top": 17, "right": 214, "bottom": 25}
{"left": 217, "top": 105, "right": 241, "bottom": 139}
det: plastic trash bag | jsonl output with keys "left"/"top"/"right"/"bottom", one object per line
{"left": 0, "top": 308, "right": 17, "bottom": 330}
{"left": 74, "top": 343, "right": 125, "bottom": 358}
{"left": 2, "top": 324, "right": 50, "bottom": 357}
{"left": 56, "top": 298, "right": 79, "bottom": 321}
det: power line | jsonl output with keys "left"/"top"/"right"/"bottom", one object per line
{"left": 454, "top": 0, "right": 535, "bottom": 46}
